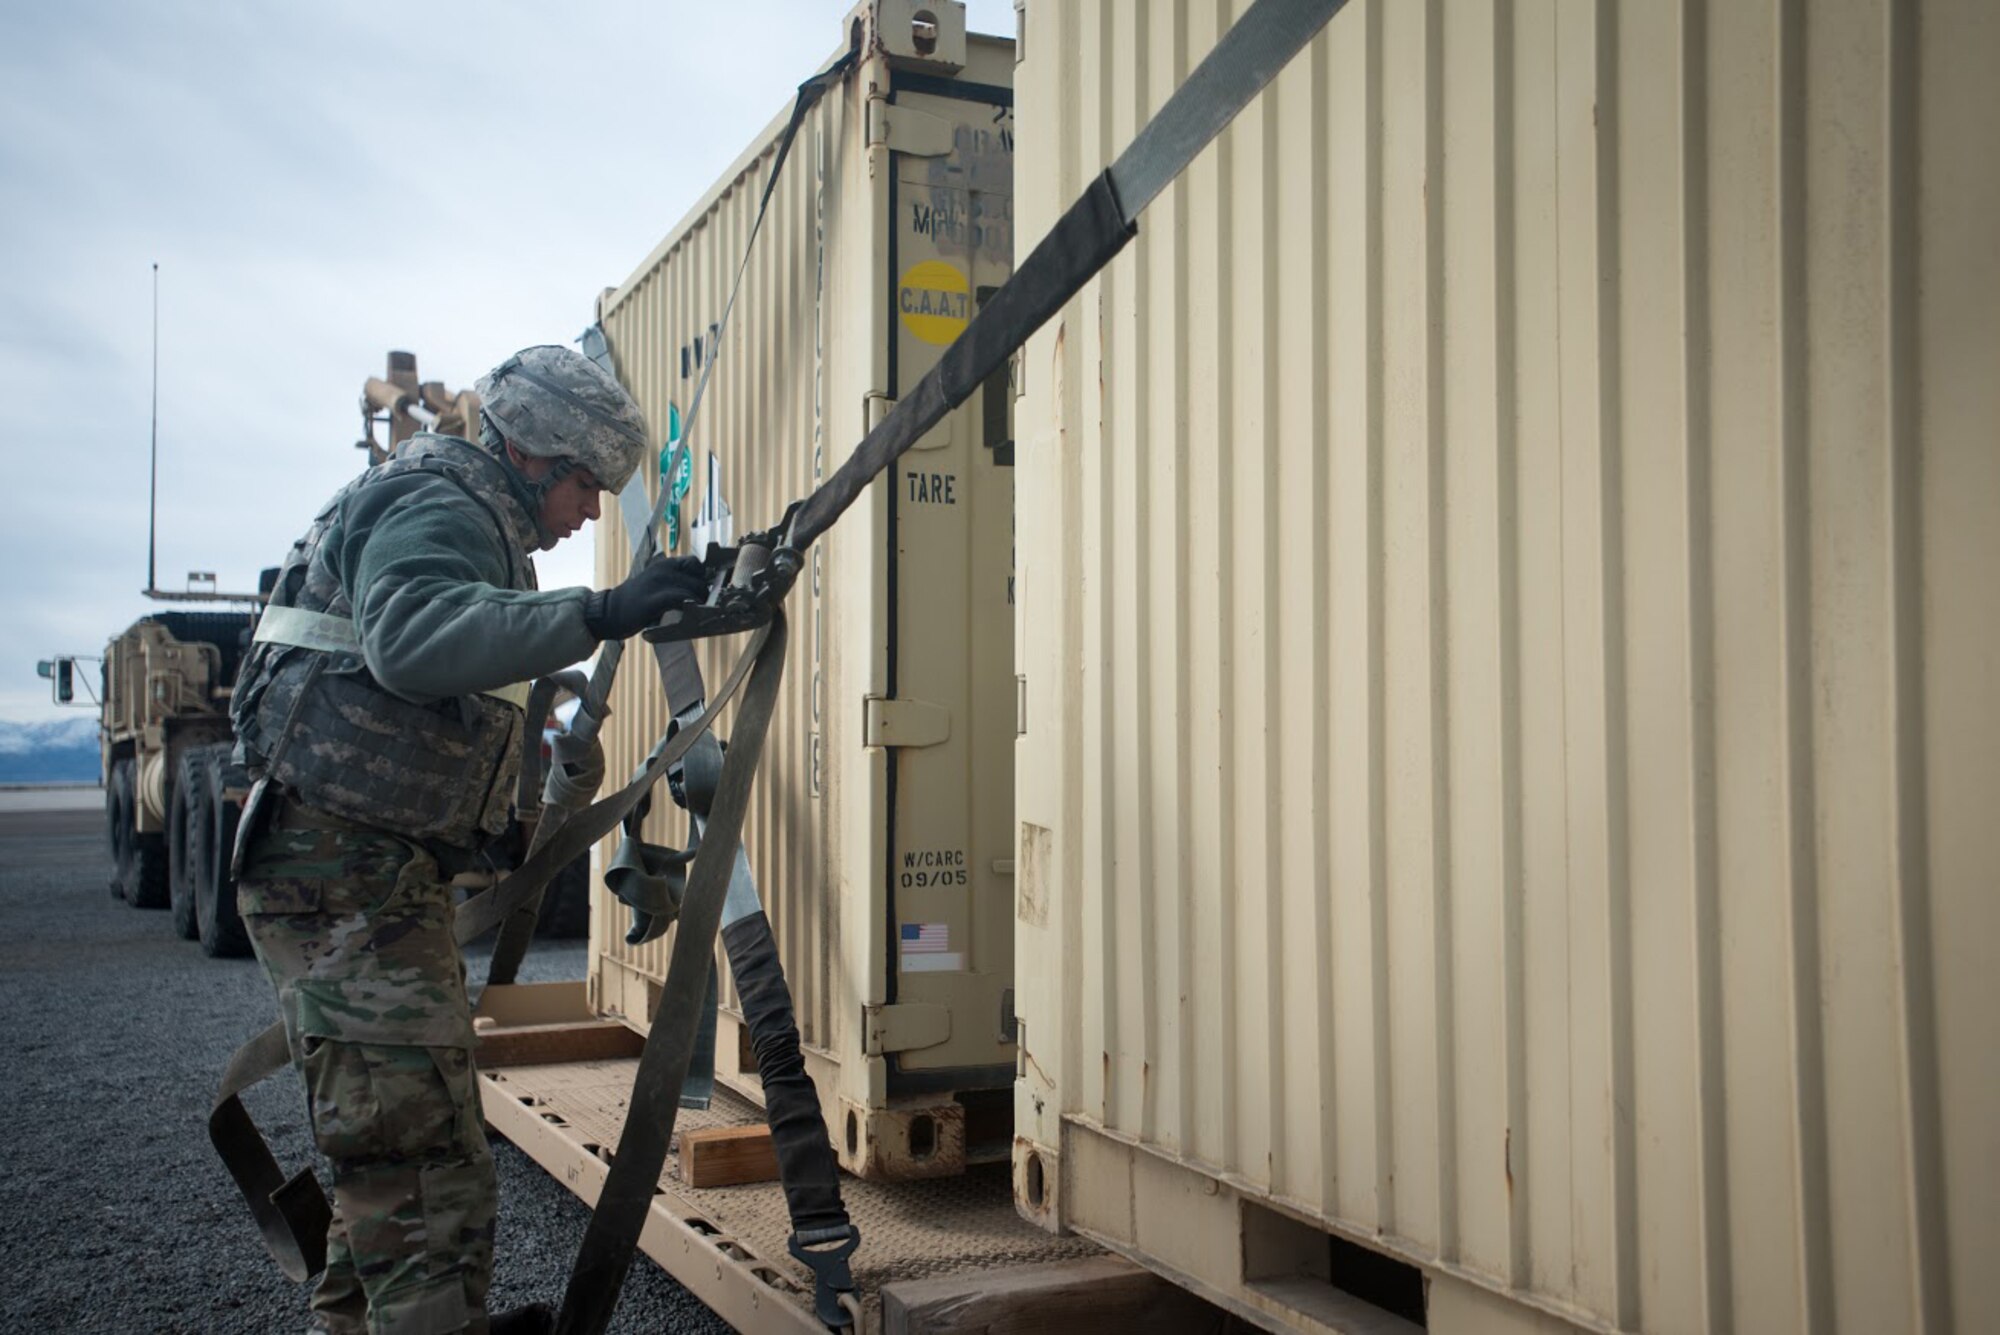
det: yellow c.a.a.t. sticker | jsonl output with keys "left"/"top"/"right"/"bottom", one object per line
{"left": 897, "top": 259, "right": 970, "bottom": 346}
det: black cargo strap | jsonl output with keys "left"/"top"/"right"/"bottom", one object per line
{"left": 209, "top": 1023, "right": 330, "bottom": 1282}
{"left": 208, "top": 625, "right": 772, "bottom": 1288}
{"left": 515, "top": 677, "right": 562, "bottom": 814}
{"left": 555, "top": 611, "right": 792, "bottom": 1335}
{"left": 484, "top": 667, "right": 603, "bottom": 990}
{"left": 602, "top": 806, "right": 694, "bottom": 942}
{"left": 782, "top": 167, "right": 1134, "bottom": 553}
{"left": 579, "top": 685, "right": 859, "bottom": 1321}
{"left": 600, "top": 767, "right": 719, "bottom": 1111}
{"left": 730, "top": 910, "right": 857, "bottom": 1323}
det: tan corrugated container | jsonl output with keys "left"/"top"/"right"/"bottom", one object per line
{"left": 590, "top": 0, "right": 1018, "bottom": 1180}
{"left": 1011, "top": 2, "right": 1998, "bottom": 1333}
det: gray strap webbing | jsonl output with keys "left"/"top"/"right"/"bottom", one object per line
{"left": 555, "top": 613, "right": 791, "bottom": 1335}
{"left": 788, "top": 0, "right": 1347, "bottom": 552}
{"left": 253, "top": 606, "right": 532, "bottom": 710}
{"left": 206, "top": 623, "right": 774, "bottom": 1288}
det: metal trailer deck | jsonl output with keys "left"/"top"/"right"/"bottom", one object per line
{"left": 472, "top": 982, "right": 1100, "bottom": 1333}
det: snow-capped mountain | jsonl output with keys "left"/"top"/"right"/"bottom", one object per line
{"left": 0, "top": 716, "right": 101, "bottom": 784}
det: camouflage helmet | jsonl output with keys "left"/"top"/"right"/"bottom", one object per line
{"left": 475, "top": 344, "right": 649, "bottom": 492}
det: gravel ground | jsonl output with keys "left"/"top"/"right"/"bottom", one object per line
{"left": 0, "top": 806, "right": 731, "bottom": 1334}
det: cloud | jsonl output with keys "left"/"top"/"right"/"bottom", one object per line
{"left": 1, "top": 0, "right": 1017, "bottom": 723}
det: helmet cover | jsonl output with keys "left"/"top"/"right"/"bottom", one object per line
{"left": 475, "top": 344, "right": 649, "bottom": 492}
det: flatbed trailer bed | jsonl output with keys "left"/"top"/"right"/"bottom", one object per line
{"left": 473, "top": 982, "right": 1103, "bottom": 1334}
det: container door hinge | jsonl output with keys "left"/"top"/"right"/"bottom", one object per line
{"left": 866, "top": 392, "right": 894, "bottom": 431}
{"left": 1015, "top": 674, "right": 1027, "bottom": 736}
{"left": 864, "top": 1002, "right": 951, "bottom": 1056}
{"left": 867, "top": 98, "right": 955, "bottom": 157}
{"left": 863, "top": 695, "right": 950, "bottom": 748}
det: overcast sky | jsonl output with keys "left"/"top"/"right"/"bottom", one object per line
{"left": 0, "top": 0, "right": 1013, "bottom": 723}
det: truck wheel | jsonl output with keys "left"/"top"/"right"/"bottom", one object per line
{"left": 167, "top": 774, "right": 190, "bottom": 906}
{"left": 169, "top": 750, "right": 207, "bottom": 940}
{"left": 129, "top": 829, "right": 171, "bottom": 910}
{"left": 108, "top": 759, "right": 134, "bottom": 899}
{"left": 535, "top": 854, "right": 592, "bottom": 939}
{"left": 196, "top": 745, "right": 252, "bottom": 960}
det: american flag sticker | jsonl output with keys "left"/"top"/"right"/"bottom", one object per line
{"left": 901, "top": 922, "right": 949, "bottom": 953}
{"left": 899, "top": 923, "right": 962, "bottom": 973}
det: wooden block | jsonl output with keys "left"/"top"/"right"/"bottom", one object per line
{"left": 678, "top": 1124, "right": 781, "bottom": 1188}
{"left": 475, "top": 1019, "right": 644, "bottom": 1069}
{"left": 473, "top": 981, "right": 594, "bottom": 1027}
{"left": 882, "top": 1254, "right": 1256, "bottom": 1334}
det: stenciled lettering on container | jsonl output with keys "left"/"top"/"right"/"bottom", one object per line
{"left": 909, "top": 192, "right": 1013, "bottom": 260}
{"left": 897, "top": 258, "right": 971, "bottom": 346}
{"left": 905, "top": 471, "right": 957, "bottom": 505}
{"left": 900, "top": 847, "right": 968, "bottom": 890}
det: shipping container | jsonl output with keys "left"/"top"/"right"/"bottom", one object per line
{"left": 1010, "top": 2, "right": 1999, "bottom": 1334}
{"left": 590, "top": 0, "right": 1020, "bottom": 1180}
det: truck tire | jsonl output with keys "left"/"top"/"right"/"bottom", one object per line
{"left": 128, "top": 829, "right": 171, "bottom": 910}
{"left": 109, "top": 757, "right": 169, "bottom": 908}
{"left": 535, "top": 854, "right": 592, "bottom": 939}
{"left": 196, "top": 745, "right": 252, "bottom": 959}
{"left": 169, "top": 750, "right": 207, "bottom": 940}
{"left": 108, "top": 760, "right": 134, "bottom": 900}
{"left": 167, "top": 772, "right": 190, "bottom": 907}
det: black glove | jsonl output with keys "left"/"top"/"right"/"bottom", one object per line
{"left": 582, "top": 555, "right": 710, "bottom": 641}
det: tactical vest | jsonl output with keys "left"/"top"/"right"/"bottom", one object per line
{"left": 232, "top": 436, "right": 538, "bottom": 848}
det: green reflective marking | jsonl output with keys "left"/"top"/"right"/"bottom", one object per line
{"left": 659, "top": 403, "right": 690, "bottom": 552}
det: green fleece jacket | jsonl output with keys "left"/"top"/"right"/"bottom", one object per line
{"left": 325, "top": 443, "right": 599, "bottom": 704}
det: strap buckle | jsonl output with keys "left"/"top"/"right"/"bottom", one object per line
{"left": 787, "top": 1223, "right": 861, "bottom": 1330}
{"left": 645, "top": 509, "right": 804, "bottom": 645}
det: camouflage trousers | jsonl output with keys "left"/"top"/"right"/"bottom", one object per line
{"left": 240, "top": 803, "right": 496, "bottom": 1335}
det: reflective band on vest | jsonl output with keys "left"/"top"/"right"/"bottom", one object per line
{"left": 253, "top": 605, "right": 532, "bottom": 711}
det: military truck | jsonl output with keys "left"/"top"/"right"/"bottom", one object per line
{"left": 40, "top": 351, "right": 590, "bottom": 957}
{"left": 92, "top": 609, "right": 259, "bottom": 954}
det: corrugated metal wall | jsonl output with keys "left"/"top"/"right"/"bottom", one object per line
{"left": 594, "top": 77, "right": 861, "bottom": 1057}
{"left": 1012, "top": 2, "right": 1998, "bottom": 1332}
{"left": 588, "top": 17, "right": 1022, "bottom": 1175}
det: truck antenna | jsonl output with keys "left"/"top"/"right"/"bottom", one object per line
{"left": 146, "top": 261, "right": 160, "bottom": 596}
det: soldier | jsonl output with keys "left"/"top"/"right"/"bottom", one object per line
{"left": 229, "top": 345, "right": 706, "bottom": 1335}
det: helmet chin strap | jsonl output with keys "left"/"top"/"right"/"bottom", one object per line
{"left": 485, "top": 419, "right": 576, "bottom": 549}
{"left": 524, "top": 457, "right": 577, "bottom": 550}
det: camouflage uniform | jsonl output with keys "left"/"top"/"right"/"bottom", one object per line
{"left": 234, "top": 431, "right": 607, "bottom": 1334}
{"left": 240, "top": 816, "right": 493, "bottom": 1335}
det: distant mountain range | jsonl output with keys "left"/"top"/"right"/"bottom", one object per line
{"left": 0, "top": 716, "right": 102, "bottom": 785}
